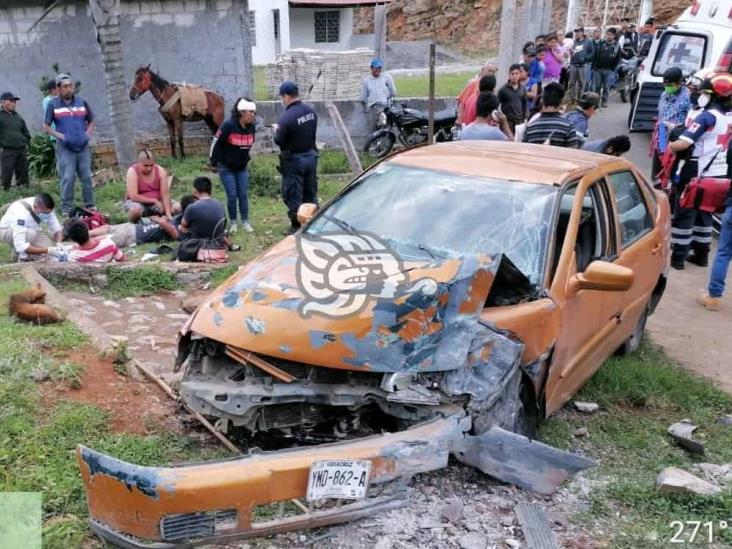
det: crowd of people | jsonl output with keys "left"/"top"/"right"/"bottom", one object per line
{"left": 0, "top": 73, "right": 319, "bottom": 264}
{"left": 452, "top": 20, "right": 660, "bottom": 153}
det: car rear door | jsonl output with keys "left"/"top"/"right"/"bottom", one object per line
{"left": 599, "top": 169, "right": 664, "bottom": 353}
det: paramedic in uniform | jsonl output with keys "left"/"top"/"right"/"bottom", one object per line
{"left": 669, "top": 74, "right": 732, "bottom": 270}
{"left": 0, "top": 193, "right": 63, "bottom": 261}
{"left": 273, "top": 81, "right": 318, "bottom": 235}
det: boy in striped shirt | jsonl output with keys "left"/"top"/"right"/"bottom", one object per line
{"left": 65, "top": 220, "right": 127, "bottom": 264}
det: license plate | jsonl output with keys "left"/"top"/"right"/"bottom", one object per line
{"left": 306, "top": 459, "right": 371, "bottom": 501}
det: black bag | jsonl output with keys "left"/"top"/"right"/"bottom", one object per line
{"left": 176, "top": 237, "right": 202, "bottom": 262}
{"left": 175, "top": 218, "right": 228, "bottom": 263}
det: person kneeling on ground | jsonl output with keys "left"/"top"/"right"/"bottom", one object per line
{"left": 0, "top": 193, "right": 64, "bottom": 262}
{"left": 459, "top": 92, "right": 513, "bottom": 141}
{"left": 124, "top": 149, "right": 180, "bottom": 222}
{"left": 582, "top": 135, "right": 631, "bottom": 156}
{"left": 178, "top": 177, "right": 226, "bottom": 240}
{"left": 65, "top": 219, "right": 127, "bottom": 263}
{"left": 92, "top": 195, "right": 197, "bottom": 248}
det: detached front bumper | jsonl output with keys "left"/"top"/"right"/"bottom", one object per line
{"left": 77, "top": 414, "right": 468, "bottom": 547}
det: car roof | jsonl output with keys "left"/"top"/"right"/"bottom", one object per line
{"left": 388, "top": 141, "right": 627, "bottom": 185}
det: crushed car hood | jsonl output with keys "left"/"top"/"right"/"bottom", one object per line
{"left": 188, "top": 236, "right": 499, "bottom": 373}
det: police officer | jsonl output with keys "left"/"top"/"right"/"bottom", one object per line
{"left": 668, "top": 74, "right": 732, "bottom": 270}
{"left": 0, "top": 193, "right": 64, "bottom": 261}
{"left": 273, "top": 81, "right": 318, "bottom": 234}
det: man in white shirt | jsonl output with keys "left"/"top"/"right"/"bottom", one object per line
{"left": 0, "top": 193, "right": 63, "bottom": 261}
{"left": 361, "top": 58, "right": 397, "bottom": 131}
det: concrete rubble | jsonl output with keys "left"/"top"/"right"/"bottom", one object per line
{"left": 667, "top": 419, "right": 705, "bottom": 455}
{"left": 656, "top": 467, "right": 721, "bottom": 496}
{"left": 573, "top": 401, "right": 599, "bottom": 413}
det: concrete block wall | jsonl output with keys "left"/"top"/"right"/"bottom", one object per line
{"left": 0, "top": 0, "right": 250, "bottom": 141}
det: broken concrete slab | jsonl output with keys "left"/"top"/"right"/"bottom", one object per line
{"left": 573, "top": 401, "right": 599, "bottom": 413}
{"left": 457, "top": 533, "right": 489, "bottom": 549}
{"left": 452, "top": 427, "right": 595, "bottom": 495}
{"left": 572, "top": 427, "right": 588, "bottom": 437}
{"left": 667, "top": 419, "right": 705, "bottom": 455}
{"left": 656, "top": 467, "right": 721, "bottom": 496}
{"left": 439, "top": 500, "right": 464, "bottom": 523}
{"left": 691, "top": 463, "right": 732, "bottom": 484}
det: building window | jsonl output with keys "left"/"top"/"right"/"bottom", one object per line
{"left": 273, "top": 9, "right": 280, "bottom": 40}
{"left": 249, "top": 10, "right": 257, "bottom": 47}
{"left": 314, "top": 10, "right": 340, "bottom": 43}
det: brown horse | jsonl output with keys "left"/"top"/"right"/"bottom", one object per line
{"left": 129, "top": 65, "right": 225, "bottom": 158}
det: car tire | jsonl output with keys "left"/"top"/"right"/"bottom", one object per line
{"left": 616, "top": 304, "right": 649, "bottom": 356}
{"left": 364, "top": 132, "right": 395, "bottom": 158}
{"left": 471, "top": 370, "right": 539, "bottom": 438}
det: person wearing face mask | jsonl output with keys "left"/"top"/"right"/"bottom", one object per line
{"left": 0, "top": 193, "right": 63, "bottom": 262}
{"left": 652, "top": 67, "right": 691, "bottom": 181}
{"left": 668, "top": 74, "right": 732, "bottom": 271}
{"left": 272, "top": 81, "right": 319, "bottom": 235}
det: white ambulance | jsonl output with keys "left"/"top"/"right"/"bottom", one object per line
{"left": 628, "top": 1, "right": 732, "bottom": 131}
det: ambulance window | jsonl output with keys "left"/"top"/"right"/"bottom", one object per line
{"left": 652, "top": 33, "right": 707, "bottom": 77}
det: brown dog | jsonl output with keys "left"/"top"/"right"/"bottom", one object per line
{"left": 9, "top": 283, "right": 62, "bottom": 325}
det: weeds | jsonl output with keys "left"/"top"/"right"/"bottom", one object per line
{"left": 112, "top": 341, "right": 130, "bottom": 376}
{"left": 105, "top": 265, "right": 177, "bottom": 297}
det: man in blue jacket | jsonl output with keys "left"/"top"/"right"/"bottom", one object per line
{"left": 42, "top": 73, "right": 96, "bottom": 216}
{"left": 273, "top": 81, "right": 318, "bottom": 235}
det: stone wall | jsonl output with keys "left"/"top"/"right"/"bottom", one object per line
{"left": 0, "top": 0, "right": 250, "bottom": 141}
{"left": 355, "top": 0, "right": 690, "bottom": 54}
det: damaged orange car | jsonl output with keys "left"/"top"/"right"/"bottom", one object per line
{"left": 77, "top": 141, "right": 670, "bottom": 547}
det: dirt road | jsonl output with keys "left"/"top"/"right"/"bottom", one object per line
{"left": 594, "top": 98, "right": 732, "bottom": 395}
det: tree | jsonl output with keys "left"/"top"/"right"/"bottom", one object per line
{"left": 88, "top": 0, "right": 136, "bottom": 170}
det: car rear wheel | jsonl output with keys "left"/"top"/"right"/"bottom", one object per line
{"left": 616, "top": 304, "right": 649, "bottom": 356}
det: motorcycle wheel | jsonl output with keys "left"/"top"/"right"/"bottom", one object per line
{"left": 364, "top": 132, "right": 396, "bottom": 158}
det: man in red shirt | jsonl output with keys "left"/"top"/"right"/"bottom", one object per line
{"left": 124, "top": 149, "right": 179, "bottom": 222}
{"left": 461, "top": 75, "right": 497, "bottom": 126}
{"left": 457, "top": 63, "right": 497, "bottom": 125}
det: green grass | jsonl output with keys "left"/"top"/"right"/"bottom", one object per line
{"left": 0, "top": 278, "right": 229, "bottom": 548}
{"left": 540, "top": 343, "right": 732, "bottom": 547}
{"left": 105, "top": 264, "right": 178, "bottom": 297}
{"left": 393, "top": 71, "right": 475, "bottom": 98}
{"left": 254, "top": 65, "right": 268, "bottom": 101}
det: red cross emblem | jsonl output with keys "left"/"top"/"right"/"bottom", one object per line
{"left": 717, "top": 126, "right": 732, "bottom": 150}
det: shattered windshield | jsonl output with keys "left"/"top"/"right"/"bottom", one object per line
{"left": 306, "top": 164, "right": 558, "bottom": 285}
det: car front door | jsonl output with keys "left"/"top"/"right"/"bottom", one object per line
{"left": 545, "top": 175, "right": 622, "bottom": 415}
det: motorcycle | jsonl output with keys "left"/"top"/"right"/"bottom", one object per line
{"left": 618, "top": 47, "right": 640, "bottom": 104}
{"left": 364, "top": 101, "right": 459, "bottom": 158}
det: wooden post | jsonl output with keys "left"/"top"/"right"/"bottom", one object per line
{"left": 428, "top": 42, "right": 436, "bottom": 144}
{"left": 326, "top": 101, "right": 363, "bottom": 174}
{"left": 373, "top": 2, "right": 387, "bottom": 64}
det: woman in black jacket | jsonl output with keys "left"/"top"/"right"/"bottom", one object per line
{"left": 210, "top": 97, "right": 256, "bottom": 233}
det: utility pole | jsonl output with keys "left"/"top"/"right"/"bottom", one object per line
{"left": 373, "top": 2, "right": 387, "bottom": 63}
{"left": 565, "top": 0, "right": 579, "bottom": 33}
{"left": 639, "top": 0, "right": 653, "bottom": 26}
{"left": 542, "top": 0, "right": 553, "bottom": 34}
{"left": 498, "top": 0, "right": 518, "bottom": 83}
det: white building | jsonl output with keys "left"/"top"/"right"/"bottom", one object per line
{"left": 248, "top": 0, "right": 382, "bottom": 65}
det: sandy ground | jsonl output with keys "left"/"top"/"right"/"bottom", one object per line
{"left": 591, "top": 97, "right": 732, "bottom": 396}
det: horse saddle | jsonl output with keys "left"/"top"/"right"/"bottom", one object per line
{"left": 160, "top": 84, "right": 209, "bottom": 118}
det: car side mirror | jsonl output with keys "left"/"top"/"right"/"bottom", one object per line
{"left": 568, "top": 261, "right": 634, "bottom": 294}
{"left": 297, "top": 203, "right": 318, "bottom": 225}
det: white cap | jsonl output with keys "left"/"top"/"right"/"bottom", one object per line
{"left": 236, "top": 99, "right": 256, "bottom": 112}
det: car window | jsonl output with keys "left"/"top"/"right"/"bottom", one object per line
{"left": 306, "top": 164, "right": 558, "bottom": 286}
{"left": 652, "top": 32, "right": 707, "bottom": 77}
{"left": 551, "top": 182, "right": 608, "bottom": 280}
{"left": 608, "top": 171, "right": 654, "bottom": 247}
